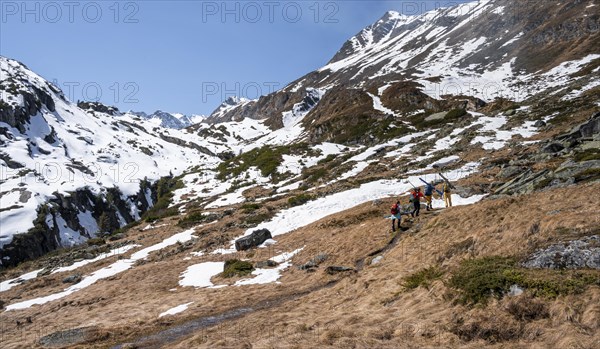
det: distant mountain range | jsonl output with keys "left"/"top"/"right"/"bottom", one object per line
{"left": 125, "top": 110, "right": 206, "bottom": 129}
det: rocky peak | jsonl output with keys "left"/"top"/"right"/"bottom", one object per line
{"left": 77, "top": 101, "right": 121, "bottom": 116}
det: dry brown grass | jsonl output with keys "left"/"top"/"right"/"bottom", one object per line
{"left": 0, "top": 182, "right": 599, "bottom": 348}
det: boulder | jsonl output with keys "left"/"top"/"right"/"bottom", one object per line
{"left": 466, "top": 98, "right": 487, "bottom": 111}
{"left": 424, "top": 111, "right": 447, "bottom": 122}
{"left": 109, "top": 233, "right": 125, "bottom": 241}
{"left": 579, "top": 111, "right": 600, "bottom": 138}
{"left": 62, "top": 274, "right": 82, "bottom": 284}
{"left": 298, "top": 253, "right": 328, "bottom": 270}
{"left": 255, "top": 260, "right": 279, "bottom": 268}
{"left": 493, "top": 169, "right": 550, "bottom": 195}
{"left": 554, "top": 160, "right": 600, "bottom": 180}
{"left": 542, "top": 142, "right": 565, "bottom": 153}
{"left": 522, "top": 236, "right": 600, "bottom": 269}
{"left": 533, "top": 120, "right": 547, "bottom": 128}
{"left": 325, "top": 266, "right": 356, "bottom": 275}
{"left": 558, "top": 111, "right": 600, "bottom": 143}
{"left": 234, "top": 229, "right": 272, "bottom": 251}
{"left": 371, "top": 256, "right": 384, "bottom": 265}
{"left": 498, "top": 166, "right": 526, "bottom": 179}
{"left": 39, "top": 327, "right": 96, "bottom": 348}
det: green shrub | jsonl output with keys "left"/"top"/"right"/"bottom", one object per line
{"left": 449, "top": 256, "right": 600, "bottom": 305}
{"left": 318, "top": 154, "right": 337, "bottom": 165}
{"left": 216, "top": 144, "right": 318, "bottom": 182}
{"left": 288, "top": 194, "right": 315, "bottom": 207}
{"left": 449, "top": 257, "right": 520, "bottom": 305}
{"left": 241, "top": 203, "right": 261, "bottom": 213}
{"left": 87, "top": 238, "right": 106, "bottom": 246}
{"left": 245, "top": 213, "right": 271, "bottom": 226}
{"left": 574, "top": 148, "right": 600, "bottom": 162}
{"left": 574, "top": 168, "right": 600, "bottom": 183}
{"left": 141, "top": 176, "right": 183, "bottom": 222}
{"left": 518, "top": 270, "right": 600, "bottom": 298}
{"left": 222, "top": 259, "right": 254, "bottom": 278}
{"left": 177, "top": 211, "right": 207, "bottom": 228}
{"left": 302, "top": 167, "right": 328, "bottom": 183}
{"left": 322, "top": 116, "right": 411, "bottom": 144}
{"left": 402, "top": 266, "right": 444, "bottom": 290}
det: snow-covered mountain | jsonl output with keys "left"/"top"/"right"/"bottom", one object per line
{"left": 206, "top": 96, "right": 251, "bottom": 123}
{"left": 0, "top": 56, "right": 226, "bottom": 266}
{"left": 208, "top": 0, "right": 599, "bottom": 142}
{"left": 1, "top": 0, "right": 598, "bottom": 269}
{"left": 1, "top": 1, "right": 599, "bottom": 346}
{"left": 125, "top": 110, "right": 205, "bottom": 129}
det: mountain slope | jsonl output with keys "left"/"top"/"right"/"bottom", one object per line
{"left": 0, "top": 57, "right": 226, "bottom": 266}
{"left": 126, "top": 110, "right": 206, "bottom": 129}
{"left": 207, "top": 0, "right": 599, "bottom": 144}
{"left": 0, "top": 1, "right": 599, "bottom": 348}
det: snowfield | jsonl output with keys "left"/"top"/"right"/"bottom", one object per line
{"left": 0, "top": 57, "right": 226, "bottom": 249}
{"left": 5, "top": 228, "right": 198, "bottom": 310}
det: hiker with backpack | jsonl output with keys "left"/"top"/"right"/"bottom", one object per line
{"left": 409, "top": 188, "right": 424, "bottom": 217}
{"left": 390, "top": 200, "right": 402, "bottom": 232}
{"left": 423, "top": 181, "right": 436, "bottom": 211}
{"left": 443, "top": 180, "right": 453, "bottom": 207}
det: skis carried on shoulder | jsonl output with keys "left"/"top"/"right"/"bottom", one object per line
{"left": 419, "top": 178, "right": 444, "bottom": 196}
{"left": 438, "top": 173, "right": 456, "bottom": 189}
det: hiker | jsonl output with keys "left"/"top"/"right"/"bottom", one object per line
{"left": 423, "top": 181, "right": 436, "bottom": 211}
{"left": 409, "top": 188, "right": 424, "bottom": 217}
{"left": 443, "top": 180, "right": 453, "bottom": 207}
{"left": 390, "top": 201, "right": 402, "bottom": 232}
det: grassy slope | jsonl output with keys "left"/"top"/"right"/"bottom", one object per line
{"left": 0, "top": 182, "right": 599, "bottom": 348}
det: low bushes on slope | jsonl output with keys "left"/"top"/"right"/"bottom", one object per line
{"left": 216, "top": 143, "right": 320, "bottom": 182}
{"left": 448, "top": 256, "right": 600, "bottom": 305}
{"left": 408, "top": 108, "right": 469, "bottom": 130}
{"left": 402, "top": 266, "right": 444, "bottom": 290}
{"left": 142, "top": 176, "right": 183, "bottom": 222}
{"left": 222, "top": 259, "right": 254, "bottom": 278}
{"left": 288, "top": 194, "right": 315, "bottom": 207}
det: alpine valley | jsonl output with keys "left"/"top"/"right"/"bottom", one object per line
{"left": 1, "top": 0, "right": 599, "bottom": 348}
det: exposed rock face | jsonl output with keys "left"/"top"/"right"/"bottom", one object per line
{"left": 0, "top": 85, "right": 55, "bottom": 133}
{"left": 298, "top": 253, "right": 329, "bottom": 271}
{"left": 77, "top": 101, "right": 120, "bottom": 116}
{"left": 558, "top": 111, "right": 600, "bottom": 143}
{"left": 39, "top": 327, "right": 98, "bottom": 348}
{"left": 206, "top": 90, "right": 305, "bottom": 126}
{"left": 303, "top": 87, "right": 385, "bottom": 144}
{"left": 542, "top": 142, "right": 565, "bottom": 153}
{"left": 159, "top": 134, "right": 215, "bottom": 157}
{"left": 234, "top": 229, "right": 273, "bottom": 251}
{"left": 201, "top": 0, "right": 599, "bottom": 148}
{"left": 523, "top": 236, "right": 600, "bottom": 269}
{"left": 0, "top": 182, "right": 155, "bottom": 269}
{"left": 494, "top": 110, "right": 600, "bottom": 196}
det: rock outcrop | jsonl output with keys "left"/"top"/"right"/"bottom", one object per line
{"left": 234, "top": 229, "right": 273, "bottom": 251}
{"left": 523, "top": 236, "right": 600, "bottom": 269}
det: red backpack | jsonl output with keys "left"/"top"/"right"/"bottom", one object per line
{"left": 391, "top": 204, "right": 399, "bottom": 215}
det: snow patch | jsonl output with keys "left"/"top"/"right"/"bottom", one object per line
{"left": 159, "top": 302, "right": 194, "bottom": 318}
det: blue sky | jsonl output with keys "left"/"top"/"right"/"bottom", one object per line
{"left": 1, "top": 1, "right": 472, "bottom": 115}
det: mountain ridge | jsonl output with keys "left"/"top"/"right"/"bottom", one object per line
{"left": 0, "top": 1, "right": 599, "bottom": 347}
